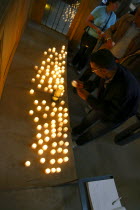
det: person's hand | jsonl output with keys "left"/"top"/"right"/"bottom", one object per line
{"left": 106, "top": 39, "right": 115, "bottom": 49}
{"left": 75, "top": 80, "right": 84, "bottom": 89}
{"left": 96, "top": 28, "right": 102, "bottom": 37}
{"left": 77, "top": 89, "right": 90, "bottom": 100}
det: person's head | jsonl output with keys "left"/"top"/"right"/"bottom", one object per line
{"left": 106, "top": 0, "right": 121, "bottom": 11}
{"left": 90, "top": 49, "right": 117, "bottom": 79}
{"left": 134, "top": 5, "right": 140, "bottom": 28}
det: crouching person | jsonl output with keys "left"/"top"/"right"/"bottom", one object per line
{"left": 72, "top": 49, "right": 140, "bottom": 146}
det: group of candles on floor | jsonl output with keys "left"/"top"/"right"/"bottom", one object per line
{"left": 24, "top": 45, "right": 71, "bottom": 174}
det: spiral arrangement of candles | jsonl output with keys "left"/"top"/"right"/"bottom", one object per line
{"left": 25, "top": 45, "right": 70, "bottom": 174}
{"left": 62, "top": 1, "right": 80, "bottom": 26}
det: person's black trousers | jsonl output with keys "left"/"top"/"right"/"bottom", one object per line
{"left": 72, "top": 32, "right": 97, "bottom": 71}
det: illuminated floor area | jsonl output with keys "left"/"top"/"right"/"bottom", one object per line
{"left": 0, "top": 22, "right": 81, "bottom": 209}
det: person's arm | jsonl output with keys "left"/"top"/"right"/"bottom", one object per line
{"left": 86, "top": 14, "right": 102, "bottom": 35}
{"left": 104, "top": 14, "right": 132, "bottom": 45}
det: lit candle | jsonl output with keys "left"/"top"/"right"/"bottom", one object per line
{"left": 44, "top": 136, "right": 50, "bottom": 142}
{"left": 52, "top": 85, "right": 64, "bottom": 101}
{"left": 59, "top": 122, "right": 63, "bottom": 127}
{"left": 50, "top": 112, "right": 55, "bottom": 117}
{"left": 50, "top": 149, "right": 56, "bottom": 155}
{"left": 41, "top": 66, "right": 44, "bottom": 70}
{"left": 62, "top": 45, "right": 65, "bottom": 50}
{"left": 55, "top": 52, "right": 58, "bottom": 56}
{"left": 31, "top": 78, "right": 35, "bottom": 83}
{"left": 50, "top": 54, "right": 53, "bottom": 58}
{"left": 57, "top": 158, "right": 63, "bottom": 164}
{"left": 37, "top": 84, "right": 42, "bottom": 89}
{"left": 44, "top": 129, "right": 49, "bottom": 135}
{"left": 42, "top": 100, "right": 46, "bottom": 105}
{"left": 51, "top": 120, "right": 56, "bottom": 124}
{"left": 47, "top": 58, "right": 50, "bottom": 62}
{"left": 37, "top": 125, "right": 42, "bottom": 130}
{"left": 51, "top": 102, "right": 56, "bottom": 107}
{"left": 51, "top": 168, "right": 56, "bottom": 173}
{"left": 49, "top": 89, "right": 53, "bottom": 93}
{"left": 59, "top": 140, "right": 64, "bottom": 146}
{"left": 56, "top": 167, "right": 61, "bottom": 173}
{"left": 63, "top": 119, "right": 68, "bottom": 124}
{"left": 44, "top": 51, "right": 47, "bottom": 55}
{"left": 53, "top": 75, "right": 57, "bottom": 79}
{"left": 42, "top": 61, "right": 46, "bottom": 65}
{"left": 64, "top": 142, "right": 69, "bottom": 146}
{"left": 46, "top": 73, "right": 50, "bottom": 77}
{"left": 38, "top": 149, "right": 44, "bottom": 155}
{"left": 51, "top": 133, "right": 56, "bottom": 138}
{"left": 40, "top": 158, "right": 46, "bottom": 164}
{"left": 53, "top": 107, "right": 57, "bottom": 112}
{"left": 29, "top": 89, "right": 34, "bottom": 94}
{"left": 43, "top": 113, "right": 48, "bottom": 119}
{"left": 31, "top": 143, "right": 37, "bottom": 149}
{"left": 34, "top": 117, "right": 39, "bottom": 122}
{"left": 38, "top": 70, "right": 42, "bottom": 74}
{"left": 58, "top": 118, "right": 63, "bottom": 122}
{"left": 63, "top": 127, "right": 68, "bottom": 132}
{"left": 64, "top": 113, "right": 68, "bottom": 118}
{"left": 58, "top": 107, "right": 63, "bottom": 111}
{"left": 42, "top": 145, "right": 48, "bottom": 150}
{"left": 29, "top": 110, "right": 34, "bottom": 115}
{"left": 34, "top": 100, "right": 39, "bottom": 105}
{"left": 57, "top": 132, "right": 62, "bottom": 137}
{"left": 36, "top": 74, "right": 40, "bottom": 78}
{"left": 52, "top": 47, "right": 56, "bottom": 53}
{"left": 48, "top": 48, "right": 51, "bottom": 52}
{"left": 25, "top": 161, "right": 31, "bottom": 167}
{"left": 42, "top": 75, "right": 46, "bottom": 79}
{"left": 63, "top": 133, "right": 68, "bottom": 138}
{"left": 60, "top": 100, "right": 65, "bottom": 105}
{"left": 37, "top": 106, "right": 42, "bottom": 111}
{"left": 48, "top": 84, "right": 52, "bottom": 89}
{"left": 40, "top": 79, "right": 44, "bottom": 84}
{"left": 63, "top": 157, "right": 69, "bottom": 162}
{"left": 50, "top": 159, "right": 56, "bottom": 164}
{"left": 63, "top": 149, "right": 68, "bottom": 154}
{"left": 51, "top": 123, "right": 56, "bottom": 128}
{"left": 45, "top": 106, "right": 50, "bottom": 111}
{"left": 57, "top": 127, "right": 62, "bottom": 132}
{"left": 57, "top": 147, "right": 62, "bottom": 153}
{"left": 45, "top": 168, "right": 51, "bottom": 174}
{"left": 36, "top": 133, "right": 42, "bottom": 139}
{"left": 52, "top": 142, "right": 57, "bottom": 147}
{"left": 38, "top": 139, "right": 43, "bottom": 145}
{"left": 44, "top": 123, "right": 48, "bottom": 128}
{"left": 34, "top": 65, "right": 38, "bottom": 70}
{"left": 44, "top": 87, "right": 48, "bottom": 92}
{"left": 51, "top": 128, "right": 56, "bottom": 133}
{"left": 58, "top": 113, "right": 63, "bottom": 117}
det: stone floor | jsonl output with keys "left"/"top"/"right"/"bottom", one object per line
{"left": 0, "top": 20, "right": 140, "bottom": 210}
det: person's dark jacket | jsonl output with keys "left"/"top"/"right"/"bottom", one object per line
{"left": 84, "top": 64, "right": 140, "bottom": 123}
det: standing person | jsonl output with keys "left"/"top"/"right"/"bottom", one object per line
{"left": 72, "top": 49, "right": 140, "bottom": 146}
{"left": 70, "top": 0, "right": 121, "bottom": 73}
{"left": 79, "top": 5, "right": 140, "bottom": 82}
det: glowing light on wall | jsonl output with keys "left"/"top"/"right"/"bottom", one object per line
{"left": 62, "top": 1, "right": 80, "bottom": 27}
